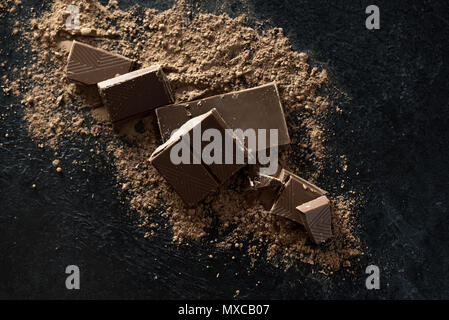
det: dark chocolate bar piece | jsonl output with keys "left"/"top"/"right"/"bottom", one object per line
{"left": 66, "top": 40, "right": 134, "bottom": 85}
{"left": 269, "top": 169, "right": 332, "bottom": 244}
{"left": 296, "top": 196, "right": 332, "bottom": 244}
{"left": 149, "top": 109, "right": 246, "bottom": 206}
{"left": 150, "top": 140, "right": 219, "bottom": 207}
{"left": 155, "top": 83, "right": 290, "bottom": 151}
{"left": 188, "top": 110, "right": 247, "bottom": 183}
{"left": 97, "top": 65, "right": 174, "bottom": 124}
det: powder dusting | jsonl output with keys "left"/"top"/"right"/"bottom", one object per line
{"left": 2, "top": 0, "right": 361, "bottom": 271}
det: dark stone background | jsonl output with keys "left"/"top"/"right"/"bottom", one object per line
{"left": 0, "top": 0, "right": 448, "bottom": 299}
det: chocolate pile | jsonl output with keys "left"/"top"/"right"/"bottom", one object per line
{"left": 65, "top": 40, "right": 332, "bottom": 244}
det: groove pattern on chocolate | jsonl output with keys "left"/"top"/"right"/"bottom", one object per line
{"left": 270, "top": 170, "right": 333, "bottom": 243}
{"left": 66, "top": 40, "right": 134, "bottom": 85}
{"left": 150, "top": 109, "right": 246, "bottom": 206}
{"left": 297, "top": 196, "right": 333, "bottom": 243}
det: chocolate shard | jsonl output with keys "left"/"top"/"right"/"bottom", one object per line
{"left": 66, "top": 40, "right": 134, "bottom": 85}
{"left": 245, "top": 173, "right": 284, "bottom": 210}
{"left": 155, "top": 82, "right": 290, "bottom": 152}
{"left": 97, "top": 65, "right": 174, "bottom": 124}
{"left": 296, "top": 196, "right": 332, "bottom": 244}
{"left": 269, "top": 169, "right": 332, "bottom": 243}
{"left": 253, "top": 174, "right": 283, "bottom": 189}
{"left": 150, "top": 108, "right": 246, "bottom": 206}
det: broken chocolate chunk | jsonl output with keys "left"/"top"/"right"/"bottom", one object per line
{"left": 269, "top": 169, "right": 332, "bottom": 244}
{"left": 149, "top": 108, "right": 246, "bottom": 206}
{"left": 97, "top": 65, "right": 174, "bottom": 124}
{"left": 296, "top": 196, "right": 332, "bottom": 244}
{"left": 245, "top": 172, "right": 284, "bottom": 210}
{"left": 66, "top": 40, "right": 134, "bottom": 85}
{"left": 155, "top": 82, "right": 290, "bottom": 152}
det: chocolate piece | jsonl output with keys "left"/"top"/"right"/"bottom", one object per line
{"left": 270, "top": 169, "right": 332, "bottom": 243}
{"left": 97, "top": 65, "right": 174, "bottom": 124}
{"left": 189, "top": 109, "right": 247, "bottom": 183}
{"left": 149, "top": 109, "right": 246, "bottom": 206}
{"left": 66, "top": 40, "right": 134, "bottom": 85}
{"left": 155, "top": 83, "right": 290, "bottom": 151}
{"left": 245, "top": 173, "right": 284, "bottom": 210}
{"left": 253, "top": 173, "right": 284, "bottom": 190}
{"left": 296, "top": 196, "right": 332, "bottom": 244}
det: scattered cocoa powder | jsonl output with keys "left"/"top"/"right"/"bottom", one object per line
{"left": 3, "top": 0, "right": 362, "bottom": 271}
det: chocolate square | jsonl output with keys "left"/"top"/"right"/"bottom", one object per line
{"left": 155, "top": 83, "right": 290, "bottom": 152}
{"left": 150, "top": 137, "right": 219, "bottom": 207}
{"left": 97, "top": 65, "right": 174, "bottom": 124}
{"left": 66, "top": 40, "right": 134, "bottom": 85}
{"left": 150, "top": 109, "right": 246, "bottom": 206}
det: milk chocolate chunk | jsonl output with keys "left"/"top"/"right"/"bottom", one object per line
{"left": 66, "top": 40, "right": 134, "bottom": 85}
{"left": 270, "top": 169, "right": 332, "bottom": 244}
{"left": 155, "top": 83, "right": 290, "bottom": 151}
{"left": 97, "top": 65, "right": 174, "bottom": 124}
{"left": 296, "top": 196, "right": 332, "bottom": 244}
{"left": 150, "top": 109, "right": 246, "bottom": 206}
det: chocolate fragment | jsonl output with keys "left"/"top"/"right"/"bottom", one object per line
{"left": 97, "top": 65, "right": 174, "bottom": 124}
{"left": 269, "top": 169, "right": 332, "bottom": 243}
{"left": 296, "top": 196, "right": 332, "bottom": 244}
{"left": 66, "top": 40, "right": 134, "bottom": 85}
{"left": 150, "top": 108, "right": 246, "bottom": 206}
{"left": 155, "top": 82, "right": 290, "bottom": 151}
{"left": 189, "top": 109, "right": 247, "bottom": 183}
{"left": 245, "top": 173, "right": 284, "bottom": 210}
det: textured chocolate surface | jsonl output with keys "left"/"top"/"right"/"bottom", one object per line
{"left": 296, "top": 196, "right": 332, "bottom": 244}
{"left": 150, "top": 109, "right": 246, "bottom": 206}
{"left": 155, "top": 83, "right": 290, "bottom": 151}
{"left": 270, "top": 169, "right": 332, "bottom": 243}
{"left": 66, "top": 40, "right": 134, "bottom": 85}
{"left": 97, "top": 65, "right": 174, "bottom": 124}
{"left": 150, "top": 138, "right": 219, "bottom": 207}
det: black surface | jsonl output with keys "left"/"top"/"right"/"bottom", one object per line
{"left": 1, "top": 0, "right": 449, "bottom": 299}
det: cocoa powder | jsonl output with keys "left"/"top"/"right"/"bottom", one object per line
{"left": 2, "top": 0, "right": 362, "bottom": 271}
